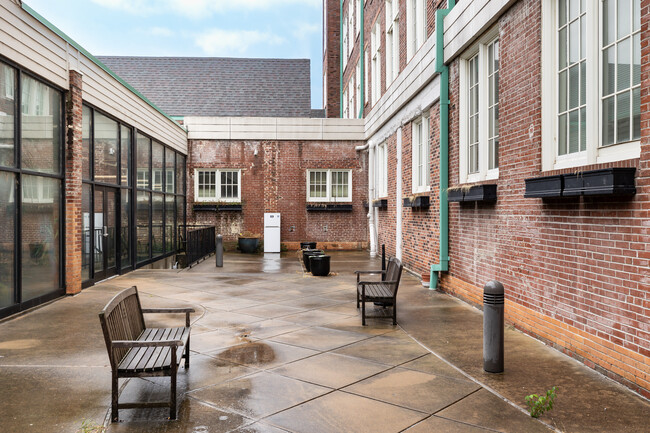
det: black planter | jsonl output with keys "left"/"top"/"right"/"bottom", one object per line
{"left": 464, "top": 184, "right": 497, "bottom": 202}
{"left": 217, "top": 204, "right": 243, "bottom": 211}
{"left": 310, "top": 255, "right": 331, "bottom": 276}
{"left": 404, "top": 195, "right": 430, "bottom": 209}
{"left": 306, "top": 203, "right": 353, "bottom": 211}
{"left": 302, "top": 249, "right": 324, "bottom": 272}
{"left": 300, "top": 241, "right": 317, "bottom": 250}
{"left": 193, "top": 203, "right": 217, "bottom": 211}
{"left": 238, "top": 238, "right": 259, "bottom": 254}
{"left": 581, "top": 168, "right": 636, "bottom": 196}
{"left": 372, "top": 199, "right": 388, "bottom": 209}
{"left": 562, "top": 174, "right": 584, "bottom": 196}
{"left": 524, "top": 175, "right": 563, "bottom": 198}
{"left": 193, "top": 203, "right": 242, "bottom": 211}
{"left": 447, "top": 189, "right": 464, "bottom": 202}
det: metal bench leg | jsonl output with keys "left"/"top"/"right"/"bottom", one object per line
{"left": 185, "top": 336, "right": 190, "bottom": 369}
{"left": 170, "top": 368, "right": 177, "bottom": 420}
{"left": 356, "top": 290, "right": 360, "bottom": 308}
{"left": 393, "top": 301, "right": 397, "bottom": 326}
{"left": 361, "top": 298, "right": 366, "bottom": 326}
{"left": 111, "top": 372, "right": 119, "bottom": 422}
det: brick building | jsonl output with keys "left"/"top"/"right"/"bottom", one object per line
{"left": 325, "top": 0, "right": 649, "bottom": 398}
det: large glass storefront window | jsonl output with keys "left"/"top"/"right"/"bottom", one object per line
{"left": 0, "top": 60, "right": 64, "bottom": 318}
{"left": 93, "top": 112, "right": 118, "bottom": 184}
{"left": 137, "top": 190, "right": 150, "bottom": 262}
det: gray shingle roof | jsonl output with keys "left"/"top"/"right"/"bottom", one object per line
{"left": 97, "top": 56, "right": 312, "bottom": 118}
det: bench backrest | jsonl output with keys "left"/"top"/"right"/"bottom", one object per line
{"left": 386, "top": 257, "right": 403, "bottom": 295}
{"left": 98, "top": 286, "right": 146, "bottom": 368}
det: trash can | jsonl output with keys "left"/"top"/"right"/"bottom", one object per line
{"left": 302, "top": 249, "right": 323, "bottom": 272}
{"left": 310, "top": 255, "right": 330, "bottom": 276}
{"left": 300, "top": 241, "right": 317, "bottom": 250}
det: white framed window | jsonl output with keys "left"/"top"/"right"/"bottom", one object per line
{"left": 136, "top": 168, "right": 149, "bottom": 189}
{"left": 412, "top": 116, "right": 430, "bottom": 193}
{"left": 342, "top": 88, "right": 349, "bottom": 119}
{"left": 459, "top": 32, "right": 500, "bottom": 184}
{"left": 348, "top": 80, "right": 354, "bottom": 119}
{"left": 22, "top": 175, "right": 54, "bottom": 203}
{"left": 541, "top": 0, "right": 640, "bottom": 171}
{"left": 194, "top": 169, "right": 241, "bottom": 202}
{"left": 307, "top": 169, "right": 352, "bottom": 202}
{"left": 385, "top": 0, "right": 399, "bottom": 86}
{"left": 342, "top": 10, "right": 349, "bottom": 71}
{"left": 356, "top": 0, "right": 362, "bottom": 36}
{"left": 2, "top": 64, "right": 14, "bottom": 101}
{"left": 348, "top": 4, "right": 355, "bottom": 57}
{"left": 355, "top": 62, "right": 361, "bottom": 118}
{"left": 364, "top": 48, "right": 369, "bottom": 105}
{"left": 376, "top": 141, "right": 388, "bottom": 198}
{"left": 407, "top": 0, "right": 426, "bottom": 60}
{"left": 371, "top": 21, "right": 381, "bottom": 106}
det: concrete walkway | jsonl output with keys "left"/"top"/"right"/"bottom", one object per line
{"left": 0, "top": 251, "right": 647, "bottom": 432}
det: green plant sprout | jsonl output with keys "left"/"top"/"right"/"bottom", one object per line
{"left": 525, "top": 386, "right": 558, "bottom": 418}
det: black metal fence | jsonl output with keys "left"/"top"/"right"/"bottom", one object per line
{"left": 178, "top": 225, "right": 215, "bottom": 267}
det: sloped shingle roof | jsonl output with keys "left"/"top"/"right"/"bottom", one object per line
{"left": 97, "top": 56, "right": 312, "bottom": 118}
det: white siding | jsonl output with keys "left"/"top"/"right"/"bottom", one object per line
{"left": 184, "top": 117, "right": 365, "bottom": 142}
{"left": 0, "top": 1, "right": 187, "bottom": 153}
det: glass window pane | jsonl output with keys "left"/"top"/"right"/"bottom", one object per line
{"left": 121, "top": 189, "right": 130, "bottom": 269}
{"left": 633, "top": 33, "right": 640, "bottom": 86}
{"left": 0, "top": 172, "right": 15, "bottom": 308}
{"left": 617, "top": 91, "right": 631, "bottom": 143}
{"left": 21, "top": 76, "right": 61, "bottom": 175}
{"left": 558, "top": 114, "right": 567, "bottom": 155}
{"left": 559, "top": 27, "right": 567, "bottom": 70}
{"left": 633, "top": 0, "right": 640, "bottom": 31}
{"left": 176, "top": 154, "right": 185, "bottom": 195}
{"left": 559, "top": 0, "right": 567, "bottom": 26}
{"left": 602, "top": 96, "right": 616, "bottom": 146}
{"left": 152, "top": 142, "right": 164, "bottom": 192}
{"left": 617, "top": 0, "right": 631, "bottom": 39}
{"left": 580, "top": 107, "right": 586, "bottom": 152}
{"left": 580, "top": 62, "right": 586, "bottom": 106}
{"left": 603, "top": 0, "right": 615, "bottom": 46}
{"left": 0, "top": 64, "right": 16, "bottom": 168}
{"left": 569, "top": 20, "right": 580, "bottom": 65}
{"left": 152, "top": 193, "right": 163, "bottom": 257}
{"left": 165, "top": 147, "right": 174, "bottom": 193}
{"left": 81, "top": 184, "right": 91, "bottom": 281}
{"left": 569, "top": 0, "right": 580, "bottom": 20}
{"left": 136, "top": 134, "right": 150, "bottom": 189}
{"left": 617, "top": 37, "right": 631, "bottom": 92}
{"left": 569, "top": 110, "right": 579, "bottom": 154}
{"left": 93, "top": 112, "right": 118, "bottom": 184}
{"left": 21, "top": 175, "right": 60, "bottom": 301}
{"left": 136, "top": 190, "right": 150, "bottom": 262}
{"left": 176, "top": 196, "right": 184, "bottom": 252}
{"left": 603, "top": 46, "right": 615, "bottom": 96}
{"left": 165, "top": 195, "right": 174, "bottom": 253}
{"left": 82, "top": 106, "right": 91, "bottom": 179}
{"left": 121, "top": 126, "right": 131, "bottom": 186}
{"left": 559, "top": 70, "right": 567, "bottom": 112}
{"left": 632, "top": 87, "right": 640, "bottom": 140}
{"left": 569, "top": 65, "right": 579, "bottom": 109}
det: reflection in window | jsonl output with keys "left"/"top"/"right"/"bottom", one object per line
{"left": 0, "top": 63, "right": 15, "bottom": 168}
{"left": 121, "top": 189, "right": 130, "bottom": 268}
{"left": 152, "top": 142, "right": 164, "bottom": 192}
{"left": 81, "top": 184, "right": 91, "bottom": 281}
{"left": 121, "top": 125, "right": 131, "bottom": 186}
{"left": 152, "top": 193, "right": 163, "bottom": 256}
{"left": 21, "top": 175, "right": 60, "bottom": 301}
{"left": 93, "top": 112, "right": 118, "bottom": 184}
{"left": 137, "top": 134, "right": 150, "bottom": 189}
{"left": 165, "top": 147, "right": 175, "bottom": 193}
{"left": 165, "top": 195, "right": 174, "bottom": 252}
{"left": 0, "top": 172, "right": 15, "bottom": 308}
{"left": 137, "top": 191, "right": 150, "bottom": 262}
{"left": 20, "top": 75, "right": 61, "bottom": 174}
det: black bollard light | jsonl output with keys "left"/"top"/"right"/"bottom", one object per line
{"left": 216, "top": 234, "right": 223, "bottom": 267}
{"left": 483, "top": 280, "right": 504, "bottom": 373}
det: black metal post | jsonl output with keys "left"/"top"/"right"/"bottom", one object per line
{"left": 381, "top": 244, "right": 386, "bottom": 281}
{"left": 483, "top": 280, "right": 505, "bottom": 373}
{"left": 216, "top": 234, "right": 223, "bottom": 267}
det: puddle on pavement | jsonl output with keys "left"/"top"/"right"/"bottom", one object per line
{"left": 218, "top": 342, "right": 276, "bottom": 365}
{"left": 0, "top": 339, "right": 40, "bottom": 349}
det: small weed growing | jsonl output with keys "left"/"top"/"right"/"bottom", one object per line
{"left": 76, "top": 419, "right": 106, "bottom": 433}
{"left": 525, "top": 386, "right": 558, "bottom": 418}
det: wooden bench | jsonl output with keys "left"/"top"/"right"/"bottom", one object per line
{"left": 98, "top": 286, "right": 194, "bottom": 421}
{"left": 355, "top": 257, "right": 403, "bottom": 325}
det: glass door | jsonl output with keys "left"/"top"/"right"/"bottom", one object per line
{"left": 93, "top": 186, "right": 118, "bottom": 281}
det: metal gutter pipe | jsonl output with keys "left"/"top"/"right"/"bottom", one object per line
{"left": 359, "top": 0, "right": 364, "bottom": 118}
{"left": 430, "top": 0, "right": 455, "bottom": 289}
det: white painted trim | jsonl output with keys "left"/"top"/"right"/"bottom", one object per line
{"left": 193, "top": 168, "right": 242, "bottom": 203}
{"left": 306, "top": 169, "right": 353, "bottom": 203}
{"left": 396, "top": 127, "right": 403, "bottom": 262}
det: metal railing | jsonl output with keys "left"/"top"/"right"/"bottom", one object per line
{"left": 178, "top": 225, "right": 215, "bottom": 267}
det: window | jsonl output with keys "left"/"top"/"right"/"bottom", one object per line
{"left": 371, "top": 22, "right": 381, "bottom": 106}
{"left": 349, "top": 79, "right": 355, "bottom": 119}
{"left": 541, "top": 0, "right": 640, "bottom": 170}
{"left": 355, "top": 62, "right": 361, "bottom": 118}
{"left": 22, "top": 175, "right": 54, "bottom": 203}
{"left": 376, "top": 141, "right": 388, "bottom": 197}
{"left": 343, "top": 11, "right": 349, "bottom": 71}
{"left": 307, "top": 169, "right": 352, "bottom": 202}
{"left": 364, "top": 48, "right": 369, "bottom": 105}
{"left": 349, "top": 4, "right": 355, "bottom": 57}
{"left": 194, "top": 169, "right": 240, "bottom": 202}
{"left": 2, "top": 65, "right": 14, "bottom": 100}
{"left": 356, "top": 0, "right": 362, "bottom": 36}
{"left": 459, "top": 34, "right": 500, "bottom": 183}
{"left": 342, "top": 88, "right": 349, "bottom": 118}
{"left": 412, "top": 116, "right": 430, "bottom": 192}
{"left": 407, "top": 0, "right": 426, "bottom": 60}
{"left": 386, "top": 0, "right": 399, "bottom": 85}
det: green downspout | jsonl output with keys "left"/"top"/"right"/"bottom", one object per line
{"left": 430, "top": 0, "right": 455, "bottom": 289}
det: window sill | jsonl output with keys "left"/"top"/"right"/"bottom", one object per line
{"left": 193, "top": 203, "right": 242, "bottom": 211}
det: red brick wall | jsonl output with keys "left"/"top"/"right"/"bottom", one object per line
{"left": 186, "top": 139, "right": 368, "bottom": 249}
{"left": 324, "top": 0, "right": 341, "bottom": 118}
{"left": 442, "top": 0, "right": 650, "bottom": 398}
{"left": 64, "top": 70, "right": 83, "bottom": 295}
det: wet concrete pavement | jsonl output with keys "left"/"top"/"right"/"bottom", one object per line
{"left": 0, "top": 251, "right": 647, "bottom": 432}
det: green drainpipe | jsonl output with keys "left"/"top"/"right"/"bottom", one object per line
{"left": 359, "top": 2, "right": 364, "bottom": 118}
{"left": 430, "top": 0, "right": 455, "bottom": 289}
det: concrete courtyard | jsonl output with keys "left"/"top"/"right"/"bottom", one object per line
{"left": 0, "top": 251, "right": 647, "bottom": 432}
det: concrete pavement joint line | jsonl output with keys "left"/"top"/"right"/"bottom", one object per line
{"left": 400, "top": 414, "right": 503, "bottom": 433}
{"left": 401, "top": 327, "right": 559, "bottom": 433}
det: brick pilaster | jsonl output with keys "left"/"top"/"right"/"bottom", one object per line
{"left": 65, "top": 70, "right": 83, "bottom": 294}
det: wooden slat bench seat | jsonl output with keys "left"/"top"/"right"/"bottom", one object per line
{"left": 99, "top": 286, "right": 194, "bottom": 421}
{"left": 355, "top": 257, "right": 403, "bottom": 325}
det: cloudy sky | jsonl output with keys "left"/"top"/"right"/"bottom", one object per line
{"left": 24, "top": 0, "right": 324, "bottom": 109}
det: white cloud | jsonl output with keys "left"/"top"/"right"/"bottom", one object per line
{"left": 195, "top": 29, "right": 285, "bottom": 56}
{"left": 91, "top": 0, "right": 320, "bottom": 18}
{"left": 292, "top": 22, "right": 320, "bottom": 39}
{"left": 147, "top": 27, "right": 174, "bottom": 37}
